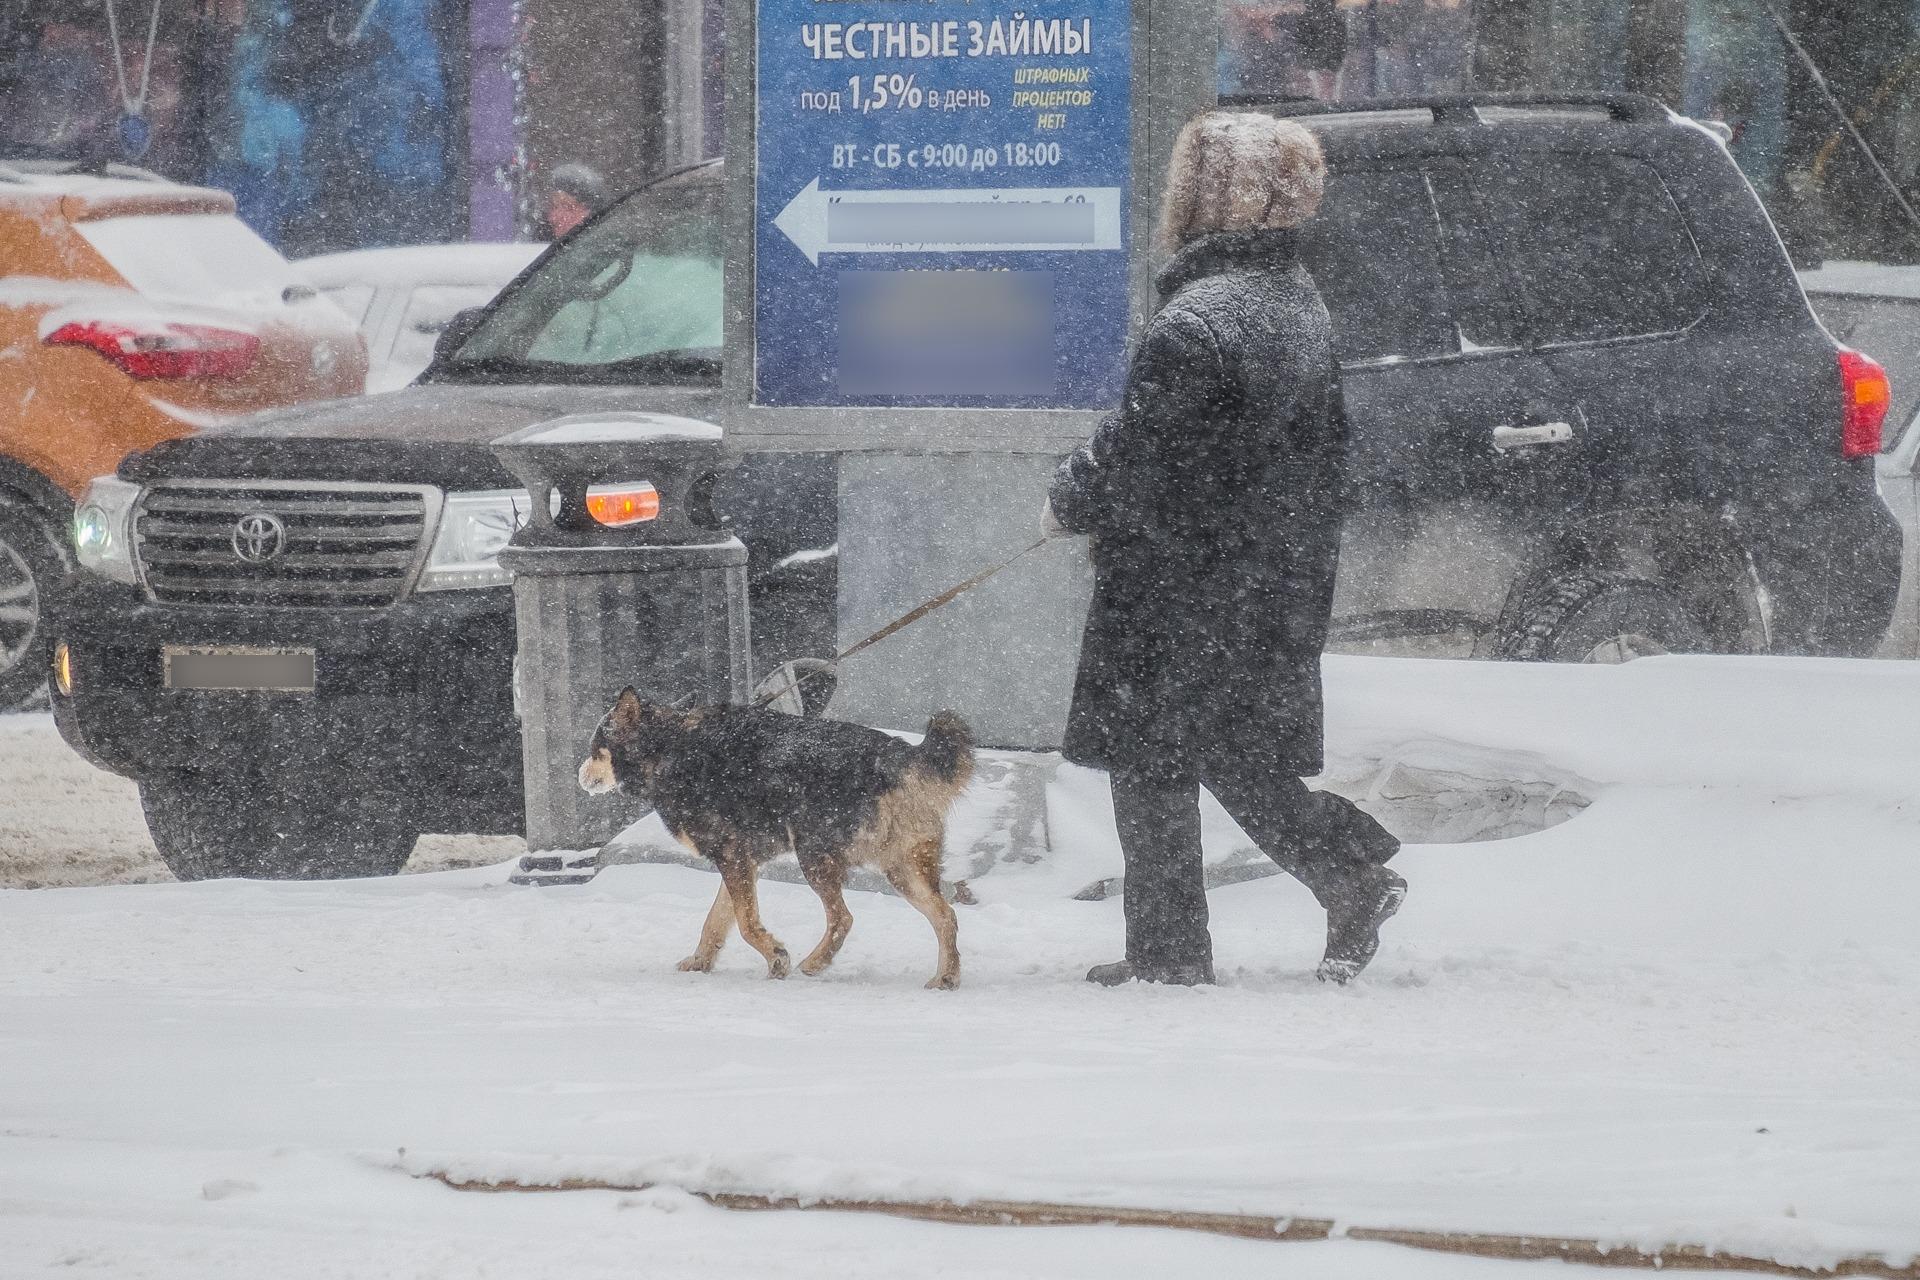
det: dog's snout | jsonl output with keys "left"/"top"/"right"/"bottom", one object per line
{"left": 579, "top": 747, "right": 619, "bottom": 795}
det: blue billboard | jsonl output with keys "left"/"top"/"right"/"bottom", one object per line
{"left": 755, "top": 0, "right": 1133, "bottom": 409}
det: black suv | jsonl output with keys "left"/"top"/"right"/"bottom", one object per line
{"left": 1268, "top": 95, "right": 1898, "bottom": 662}
{"left": 51, "top": 97, "right": 1901, "bottom": 880}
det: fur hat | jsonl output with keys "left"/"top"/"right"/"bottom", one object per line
{"left": 1156, "top": 111, "right": 1327, "bottom": 255}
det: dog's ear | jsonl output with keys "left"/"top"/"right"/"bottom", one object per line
{"left": 611, "top": 687, "right": 646, "bottom": 730}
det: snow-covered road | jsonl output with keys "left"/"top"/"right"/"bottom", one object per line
{"left": 3, "top": 655, "right": 1917, "bottom": 1277}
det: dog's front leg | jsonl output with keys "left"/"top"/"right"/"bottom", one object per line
{"left": 716, "top": 849, "right": 790, "bottom": 979}
{"left": 678, "top": 882, "right": 736, "bottom": 973}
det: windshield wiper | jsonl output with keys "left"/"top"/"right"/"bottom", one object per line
{"left": 580, "top": 350, "right": 722, "bottom": 382}
{"left": 432, "top": 349, "right": 721, "bottom": 387}
{"left": 430, "top": 354, "right": 538, "bottom": 383}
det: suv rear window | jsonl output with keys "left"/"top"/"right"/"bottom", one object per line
{"left": 1466, "top": 154, "right": 1707, "bottom": 346}
{"left": 1299, "top": 169, "right": 1457, "bottom": 363}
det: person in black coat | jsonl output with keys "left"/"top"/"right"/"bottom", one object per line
{"left": 1295, "top": 0, "right": 1348, "bottom": 99}
{"left": 1044, "top": 111, "right": 1404, "bottom": 987}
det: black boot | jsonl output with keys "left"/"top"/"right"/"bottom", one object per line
{"left": 1086, "top": 958, "right": 1216, "bottom": 986}
{"left": 1316, "top": 864, "right": 1406, "bottom": 984}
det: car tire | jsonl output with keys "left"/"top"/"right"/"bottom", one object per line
{"left": 139, "top": 771, "right": 420, "bottom": 881}
{"left": 1494, "top": 570, "right": 1710, "bottom": 664}
{"left": 0, "top": 498, "right": 72, "bottom": 713}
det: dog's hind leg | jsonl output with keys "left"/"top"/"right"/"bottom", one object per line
{"left": 797, "top": 854, "right": 853, "bottom": 977}
{"left": 885, "top": 839, "right": 961, "bottom": 991}
{"left": 677, "top": 881, "right": 736, "bottom": 973}
{"left": 716, "top": 845, "right": 791, "bottom": 979}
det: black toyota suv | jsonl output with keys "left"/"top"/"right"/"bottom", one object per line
{"left": 51, "top": 97, "right": 1902, "bottom": 881}
{"left": 51, "top": 161, "right": 834, "bottom": 879}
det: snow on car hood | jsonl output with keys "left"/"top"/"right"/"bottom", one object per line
{"left": 193, "top": 381, "right": 728, "bottom": 445}
{"left": 122, "top": 382, "right": 729, "bottom": 489}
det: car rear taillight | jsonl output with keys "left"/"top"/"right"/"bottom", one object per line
{"left": 1839, "top": 347, "right": 1891, "bottom": 459}
{"left": 44, "top": 319, "right": 260, "bottom": 380}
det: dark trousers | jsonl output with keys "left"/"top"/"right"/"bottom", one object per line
{"left": 1110, "top": 756, "right": 1399, "bottom": 972}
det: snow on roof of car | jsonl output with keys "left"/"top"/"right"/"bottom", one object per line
{"left": 296, "top": 242, "right": 547, "bottom": 290}
{"left": 1799, "top": 259, "right": 1920, "bottom": 302}
{"left": 0, "top": 163, "right": 228, "bottom": 207}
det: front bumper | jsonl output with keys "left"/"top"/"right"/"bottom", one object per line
{"left": 51, "top": 576, "right": 524, "bottom": 834}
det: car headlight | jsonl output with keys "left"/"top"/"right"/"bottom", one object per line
{"left": 417, "top": 489, "right": 530, "bottom": 591}
{"left": 71, "top": 475, "right": 141, "bottom": 584}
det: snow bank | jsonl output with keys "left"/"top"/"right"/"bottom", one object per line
{"left": 1323, "top": 653, "right": 1920, "bottom": 807}
{"left": 1801, "top": 259, "right": 1920, "bottom": 300}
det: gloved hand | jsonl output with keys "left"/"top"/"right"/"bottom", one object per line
{"left": 1041, "top": 498, "right": 1071, "bottom": 539}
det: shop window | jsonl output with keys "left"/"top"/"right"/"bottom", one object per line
{"left": 0, "top": 15, "right": 192, "bottom": 172}
{"left": 1298, "top": 167, "right": 1457, "bottom": 362}
{"left": 1218, "top": 1, "right": 1475, "bottom": 103}
{"left": 1467, "top": 155, "right": 1708, "bottom": 346}
{"left": 1682, "top": 0, "right": 1787, "bottom": 193}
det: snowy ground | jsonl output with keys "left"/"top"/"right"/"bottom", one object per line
{"left": 3, "top": 655, "right": 1918, "bottom": 1277}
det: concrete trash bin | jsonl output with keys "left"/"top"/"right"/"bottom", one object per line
{"left": 491, "top": 412, "right": 750, "bottom": 884}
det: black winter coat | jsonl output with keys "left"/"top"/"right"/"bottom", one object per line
{"left": 1048, "top": 229, "right": 1348, "bottom": 776}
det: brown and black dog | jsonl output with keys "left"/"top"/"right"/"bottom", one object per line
{"left": 580, "top": 689, "right": 975, "bottom": 989}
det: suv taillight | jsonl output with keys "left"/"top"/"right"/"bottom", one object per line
{"left": 45, "top": 319, "right": 260, "bottom": 380}
{"left": 1839, "top": 347, "right": 1891, "bottom": 459}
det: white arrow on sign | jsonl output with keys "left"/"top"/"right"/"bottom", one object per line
{"left": 773, "top": 179, "right": 1124, "bottom": 266}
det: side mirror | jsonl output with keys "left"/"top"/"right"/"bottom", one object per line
{"left": 430, "top": 307, "right": 487, "bottom": 369}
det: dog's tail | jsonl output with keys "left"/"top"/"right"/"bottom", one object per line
{"left": 911, "top": 710, "right": 975, "bottom": 798}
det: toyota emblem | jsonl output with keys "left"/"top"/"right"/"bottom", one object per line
{"left": 232, "top": 512, "right": 287, "bottom": 564}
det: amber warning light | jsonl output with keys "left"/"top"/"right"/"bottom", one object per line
{"left": 585, "top": 483, "right": 661, "bottom": 528}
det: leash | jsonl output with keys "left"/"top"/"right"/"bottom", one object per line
{"left": 751, "top": 537, "right": 1052, "bottom": 710}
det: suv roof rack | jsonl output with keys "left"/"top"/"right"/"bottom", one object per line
{"left": 1216, "top": 91, "right": 1671, "bottom": 126}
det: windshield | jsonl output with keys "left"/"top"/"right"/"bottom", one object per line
{"left": 441, "top": 179, "right": 722, "bottom": 383}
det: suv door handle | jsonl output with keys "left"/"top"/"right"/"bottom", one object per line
{"left": 1491, "top": 422, "right": 1575, "bottom": 450}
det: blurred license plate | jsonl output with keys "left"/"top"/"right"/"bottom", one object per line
{"left": 163, "top": 646, "right": 316, "bottom": 693}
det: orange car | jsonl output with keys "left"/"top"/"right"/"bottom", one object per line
{"left": 0, "top": 160, "right": 365, "bottom": 709}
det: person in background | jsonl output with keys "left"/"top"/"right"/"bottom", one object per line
{"left": 542, "top": 162, "right": 610, "bottom": 238}
{"left": 1295, "top": 0, "right": 1348, "bottom": 99}
{"left": 1043, "top": 111, "right": 1406, "bottom": 987}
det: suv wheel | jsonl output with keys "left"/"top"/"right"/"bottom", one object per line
{"left": 1494, "top": 570, "right": 1710, "bottom": 664}
{"left": 139, "top": 771, "right": 420, "bottom": 881}
{"left": 0, "top": 500, "right": 71, "bottom": 712}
